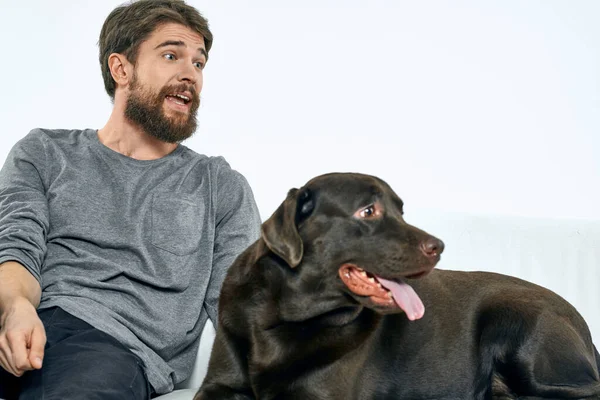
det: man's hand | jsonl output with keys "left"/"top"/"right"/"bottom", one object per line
{"left": 0, "top": 297, "right": 46, "bottom": 376}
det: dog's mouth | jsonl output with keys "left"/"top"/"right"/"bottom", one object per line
{"left": 338, "top": 264, "right": 428, "bottom": 321}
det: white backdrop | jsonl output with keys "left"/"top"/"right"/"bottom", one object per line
{"left": 1, "top": 0, "right": 599, "bottom": 221}
{"left": 0, "top": 1, "right": 599, "bottom": 340}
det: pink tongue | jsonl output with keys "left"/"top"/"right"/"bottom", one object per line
{"left": 376, "top": 277, "right": 425, "bottom": 321}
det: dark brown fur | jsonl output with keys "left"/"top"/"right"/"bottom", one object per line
{"left": 195, "top": 173, "right": 600, "bottom": 400}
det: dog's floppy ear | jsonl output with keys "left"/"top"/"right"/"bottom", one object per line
{"left": 261, "top": 188, "right": 304, "bottom": 268}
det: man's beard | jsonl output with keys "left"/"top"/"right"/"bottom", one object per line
{"left": 124, "top": 72, "right": 200, "bottom": 144}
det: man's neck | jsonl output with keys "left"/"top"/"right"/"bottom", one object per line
{"left": 98, "top": 108, "right": 178, "bottom": 161}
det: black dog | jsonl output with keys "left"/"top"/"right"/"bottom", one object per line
{"left": 195, "top": 173, "right": 600, "bottom": 399}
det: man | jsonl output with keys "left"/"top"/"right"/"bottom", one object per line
{"left": 0, "top": 0, "right": 261, "bottom": 398}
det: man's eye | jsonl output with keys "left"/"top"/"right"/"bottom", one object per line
{"left": 163, "top": 54, "right": 176, "bottom": 61}
{"left": 194, "top": 61, "right": 204, "bottom": 69}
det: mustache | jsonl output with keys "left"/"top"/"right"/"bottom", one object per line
{"left": 160, "top": 83, "right": 199, "bottom": 101}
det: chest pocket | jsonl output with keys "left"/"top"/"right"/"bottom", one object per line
{"left": 151, "top": 194, "right": 204, "bottom": 255}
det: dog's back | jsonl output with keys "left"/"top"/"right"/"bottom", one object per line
{"left": 356, "top": 270, "right": 600, "bottom": 399}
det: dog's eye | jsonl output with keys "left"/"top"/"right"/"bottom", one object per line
{"left": 356, "top": 204, "right": 381, "bottom": 219}
{"left": 362, "top": 207, "right": 374, "bottom": 217}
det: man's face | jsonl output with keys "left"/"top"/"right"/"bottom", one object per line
{"left": 124, "top": 23, "right": 207, "bottom": 143}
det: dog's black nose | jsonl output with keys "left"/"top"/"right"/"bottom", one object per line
{"left": 421, "top": 237, "right": 445, "bottom": 257}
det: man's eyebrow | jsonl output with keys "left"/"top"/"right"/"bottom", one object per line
{"left": 154, "top": 40, "right": 208, "bottom": 58}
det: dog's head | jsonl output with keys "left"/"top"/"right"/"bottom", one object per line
{"left": 261, "top": 173, "right": 444, "bottom": 321}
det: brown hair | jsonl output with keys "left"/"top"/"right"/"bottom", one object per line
{"left": 98, "top": 0, "right": 213, "bottom": 99}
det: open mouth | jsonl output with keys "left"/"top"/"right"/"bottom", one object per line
{"left": 338, "top": 264, "right": 428, "bottom": 321}
{"left": 165, "top": 93, "right": 191, "bottom": 108}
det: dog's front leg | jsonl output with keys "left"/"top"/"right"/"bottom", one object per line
{"left": 194, "top": 326, "right": 255, "bottom": 400}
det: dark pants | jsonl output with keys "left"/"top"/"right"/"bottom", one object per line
{"left": 0, "top": 307, "right": 151, "bottom": 400}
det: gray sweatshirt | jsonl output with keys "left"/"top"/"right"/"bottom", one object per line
{"left": 0, "top": 128, "right": 261, "bottom": 394}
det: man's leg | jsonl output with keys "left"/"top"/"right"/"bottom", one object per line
{"left": 18, "top": 307, "right": 150, "bottom": 400}
{"left": 0, "top": 365, "right": 20, "bottom": 399}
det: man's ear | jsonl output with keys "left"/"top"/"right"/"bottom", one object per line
{"left": 261, "top": 188, "right": 303, "bottom": 268}
{"left": 108, "top": 53, "right": 131, "bottom": 88}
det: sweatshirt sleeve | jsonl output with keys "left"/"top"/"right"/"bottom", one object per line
{"left": 204, "top": 158, "right": 261, "bottom": 324}
{"left": 0, "top": 129, "right": 51, "bottom": 284}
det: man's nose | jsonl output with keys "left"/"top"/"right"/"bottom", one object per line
{"left": 177, "top": 62, "right": 198, "bottom": 84}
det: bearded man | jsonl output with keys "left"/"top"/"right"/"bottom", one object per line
{"left": 0, "top": 1, "right": 261, "bottom": 398}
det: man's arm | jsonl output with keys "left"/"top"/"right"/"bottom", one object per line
{"left": 204, "top": 159, "right": 261, "bottom": 325}
{"left": 0, "top": 261, "right": 41, "bottom": 312}
{"left": 0, "top": 261, "right": 45, "bottom": 376}
{"left": 0, "top": 130, "right": 50, "bottom": 284}
{"left": 0, "top": 130, "right": 51, "bottom": 376}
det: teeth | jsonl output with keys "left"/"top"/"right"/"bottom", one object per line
{"left": 169, "top": 94, "right": 190, "bottom": 102}
{"left": 360, "top": 271, "right": 367, "bottom": 278}
{"left": 368, "top": 277, "right": 375, "bottom": 283}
